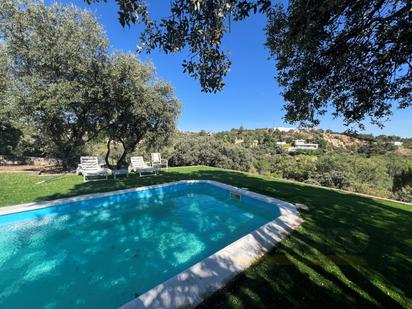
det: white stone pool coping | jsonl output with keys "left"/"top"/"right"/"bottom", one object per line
{"left": 0, "top": 180, "right": 303, "bottom": 308}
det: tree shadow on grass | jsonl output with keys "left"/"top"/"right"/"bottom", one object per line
{"left": 29, "top": 167, "right": 412, "bottom": 308}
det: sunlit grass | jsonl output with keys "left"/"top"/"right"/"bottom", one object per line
{"left": 0, "top": 167, "right": 411, "bottom": 307}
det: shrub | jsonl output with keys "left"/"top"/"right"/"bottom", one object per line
{"left": 276, "top": 155, "right": 317, "bottom": 182}
{"left": 169, "top": 136, "right": 253, "bottom": 171}
{"left": 393, "top": 163, "right": 412, "bottom": 202}
{"left": 255, "top": 158, "right": 271, "bottom": 175}
{"left": 309, "top": 171, "right": 350, "bottom": 189}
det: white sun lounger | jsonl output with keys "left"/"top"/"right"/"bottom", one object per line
{"left": 76, "top": 156, "right": 105, "bottom": 175}
{"left": 129, "top": 156, "right": 157, "bottom": 176}
{"left": 78, "top": 156, "right": 108, "bottom": 182}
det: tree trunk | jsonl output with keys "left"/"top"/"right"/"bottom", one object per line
{"left": 116, "top": 138, "right": 127, "bottom": 169}
{"left": 105, "top": 138, "right": 128, "bottom": 170}
{"left": 58, "top": 146, "right": 77, "bottom": 171}
{"left": 105, "top": 138, "right": 113, "bottom": 170}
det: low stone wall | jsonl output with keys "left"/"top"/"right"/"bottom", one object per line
{"left": 0, "top": 155, "right": 61, "bottom": 166}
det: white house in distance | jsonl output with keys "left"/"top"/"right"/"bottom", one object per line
{"left": 288, "top": 139, "right": 319, "bottom": 152}
{"left": 295, "top": 140, "right": 318, "bottom": 149}
{"left": 276, "top": 141, "right": 287, "bottom": 146}
{"left": 274, "top": 126, "right": 298, "bottom": 133}
{"left": 391, "top": 141, "right": 403, "bottom": 147}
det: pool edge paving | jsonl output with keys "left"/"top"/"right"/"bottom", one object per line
{"left": 0, "top": 180, "right": 303, "bottom": 308}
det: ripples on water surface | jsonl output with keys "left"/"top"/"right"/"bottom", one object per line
{"left": 0, "top": 183, "right": 280, "bottom": 308}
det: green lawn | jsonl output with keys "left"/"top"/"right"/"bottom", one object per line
{"left": 0, "top": 167, "right": 411, "bottom": 308}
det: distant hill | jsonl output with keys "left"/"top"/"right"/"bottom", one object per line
{"left": 178, "top": 128, "right": 412, "bottom": 155}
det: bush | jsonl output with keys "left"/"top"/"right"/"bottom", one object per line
{"left": 393, "top": 164, "right": 412, "bottom": 202}
{"left": 403, "top": 140, "right": 412, "bottom": 149}
{"left": 357, "top": 142, "right": 396, "bottom": 156}
{"left": 309, "top": 171, "right": 350, "bottom": 189}
{"left": 312, "top": 155, "right": 351, "bottom": 189}
{"left": 255, "top": 158, "right": 271, "bottom": 175}
{"left": 276, "top": 155, "right": 317, "bottom": 182}
{"left": 169, "top": 136, "right": 253, "bottom": 171}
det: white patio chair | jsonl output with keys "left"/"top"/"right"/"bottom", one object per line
{"left": 78, "top": 156, "right": 108, "bottom": 182}
{"left": 129, "top": 156, "right": 157, "bottom": 176}
{"left": 151, "top": 153, "right": 168, "bottom": 170}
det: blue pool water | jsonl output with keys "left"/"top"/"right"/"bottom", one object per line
{"left": 0, "top": 182, "right": 280, "bottom": 308}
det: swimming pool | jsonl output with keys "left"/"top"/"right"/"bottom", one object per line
{"left": 0, "top": 180, "right": 302, "bottom": 308}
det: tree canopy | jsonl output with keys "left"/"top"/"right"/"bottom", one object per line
{"left": 0, "top": 0, "right": 180, "bottom": 168}
{"left": 0, "top": 0, "right": 109, "bottom": 167}
{"left": 101, "top": 53, "right": 180, "bottom": 169}
{"left": 86, "top": 0, "right": 412, "bottom": 129}
{"left": 266, "top": 0, "right": 412, "bottom": 128}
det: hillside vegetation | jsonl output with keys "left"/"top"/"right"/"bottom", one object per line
{"left": 154, "top": 128, "right": 412, "bottom": 203}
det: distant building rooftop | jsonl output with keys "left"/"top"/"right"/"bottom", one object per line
{"left": 274, "top": 126, "right": 298, "bottom": 132}
{"left": 288, "top": 140, "right": 319, "bottom": 152}
{"left": 179, "top": 130, "right": 194, "bottom": 136}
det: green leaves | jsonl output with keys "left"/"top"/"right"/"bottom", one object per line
{"left": 266, "top": 0, "right": 412, "bottom": 129}
{"left": 0, "top": 1, "right": 110, "bottom": 166}
{"left": 86, "top": 0, "right": 270, "bottom": 93}
{"left": 96, "top": 53, "right": 180, "bottom": 168}
{"left": 169, "top": 135, "right": 253, "bottom": 171}
{"left": 85, "top": 0, "right": 411, "bottom": 129}
{"left": 0, "top": 0, "right": 180, "bottom": 168}
{"left": 393, "top": 163, "right": 412, "bottom": 202}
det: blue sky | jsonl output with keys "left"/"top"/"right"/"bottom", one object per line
{"left": 55, "top": 1, "right": 411, "bottom": 137}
